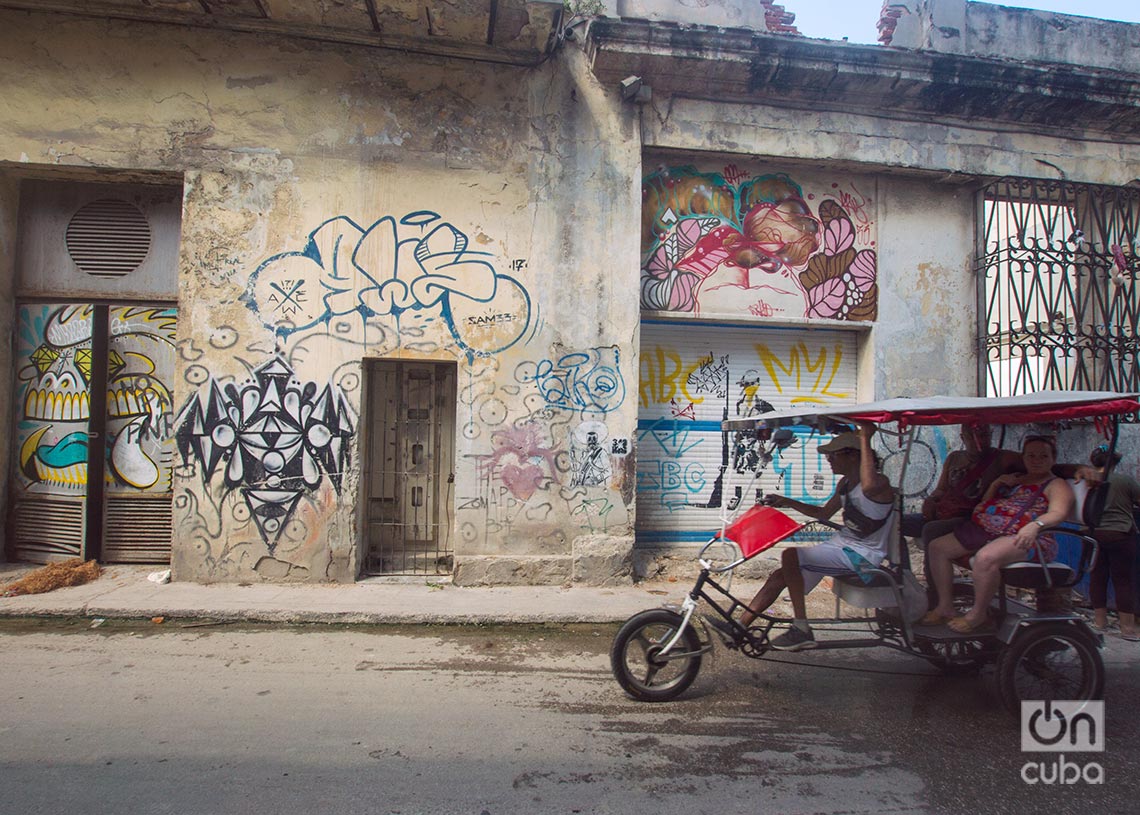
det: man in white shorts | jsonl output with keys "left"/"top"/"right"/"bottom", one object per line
{"left": 708, "top": 421, "right": 897, "bottom": 651}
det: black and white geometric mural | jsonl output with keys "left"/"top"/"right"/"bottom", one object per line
{"left": 176, "top": 356, "right": 355, "bottom": 552}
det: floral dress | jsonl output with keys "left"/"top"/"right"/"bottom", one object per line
{"left": 970, "top": 478, "right": 1057, "bottom": 560}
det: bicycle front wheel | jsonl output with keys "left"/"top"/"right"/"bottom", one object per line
{"left": 610, "top": 608, "right": 703, "bottom": 702}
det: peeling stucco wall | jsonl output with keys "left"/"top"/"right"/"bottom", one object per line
{"left": 872, "top": 179, "right": 976, "bottom": 399}
{"left": 0, "top": 11, "right": 641, "bottom": 584}
{"left": 610, "top": 0, "right": 799, "bottom": 33}
{"left": 886, "top": 0, "right": 1140, "bottom": 73}
{"left": 642, "top": 96, "right": 1140, "bottom": 187}
{"left": 2, "top": 6, "right": 1138, "bottom": 584}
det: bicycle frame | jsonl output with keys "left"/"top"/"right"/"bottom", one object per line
{"left": 659, "top": 548, "right": 919, "bottom": 660}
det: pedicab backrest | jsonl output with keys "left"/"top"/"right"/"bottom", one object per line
{"left": 1081, "top": 481, "right": 1111, "bottom": 530}
{"left": 829, "top": 510, "right": 927, "bottom": 622}
{"left": 1069, "top": 473, "right": 1110, "bottom": 527}
{"left": 885, "top": 505, "right": 904, "bottom": 567}
{"left": 1000, "top": 525, "right": 1097, "bottom": 590}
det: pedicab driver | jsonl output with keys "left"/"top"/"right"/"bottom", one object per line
{"left": 716, "top": 421, "right": 897, "bottom": 651}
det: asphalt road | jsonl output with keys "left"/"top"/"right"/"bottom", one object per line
{"left": 0, "top": 617, "right": 1135, "bottom": 814}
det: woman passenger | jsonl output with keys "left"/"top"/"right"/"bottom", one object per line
{"left": 1079, "top": 446, "right": 1140, "bottom": 641}
{"left": 920, "top": 435, "right": 1074, "bottom": 633}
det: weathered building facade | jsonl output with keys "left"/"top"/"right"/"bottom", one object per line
{"left": 1, "top": 0, "right": 1137, "bottom": 585}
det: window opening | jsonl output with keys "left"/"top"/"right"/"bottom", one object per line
{"left": 977, "top": 177, "right": 1139, "bottom": 414}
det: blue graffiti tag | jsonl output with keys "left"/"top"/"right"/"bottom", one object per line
{"left": 242, "top": 212, "right": 531, "bottom": 356}
{"left": 519, "top": 347, "right": 626, "bottom": 415}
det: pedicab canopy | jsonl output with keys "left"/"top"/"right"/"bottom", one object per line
{"left": 722, "top": 390, "right": 1140, "bottom": 433}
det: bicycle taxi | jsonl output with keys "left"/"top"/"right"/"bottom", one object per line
{"left": 610, "top": 390, "right": 1140, "bottom": 714}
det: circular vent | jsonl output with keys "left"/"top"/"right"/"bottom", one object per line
{"left": 65, "top": 198, "right": 152, "bottom": 278}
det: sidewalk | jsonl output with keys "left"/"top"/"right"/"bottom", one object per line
{"left": 6, "top": 562, "right": 1136, "bottom": 669}
{"left": 0, "top": 562, "right": 776, "bottom": 626}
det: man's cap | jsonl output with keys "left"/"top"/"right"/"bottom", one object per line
{"left": 817, "top": 431, "right": 861, "bottom": 454}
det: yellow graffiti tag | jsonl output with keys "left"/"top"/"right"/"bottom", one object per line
{"left": 639, "top": 347, "right": 705, "bottom": 407}
{"left": 755, "top": 341, "right": 851, "bottom": 404}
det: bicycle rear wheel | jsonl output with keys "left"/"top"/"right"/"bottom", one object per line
{"left": 995, "top": 622, "right": 1103, "bottom": 716}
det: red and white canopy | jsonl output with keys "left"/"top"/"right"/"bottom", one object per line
{"left": 722, "top": 390, "right": 1140, "bottom": 432}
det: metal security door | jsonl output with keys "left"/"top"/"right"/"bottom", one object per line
{"left": 10, "top": 303, "right": 94, "bottom": 562}
{"left": 637, "top": 320, "right": 859, "bottom": 548}
{"left": 9, "top": 303, "right": 177, "bottom": 563}
{"left": 363, "top": 360, "right": 455, "bottom": 575}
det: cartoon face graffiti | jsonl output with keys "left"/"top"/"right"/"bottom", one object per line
{"left": 105, "top": 308, "right": 177, "bottom": 491}
{"left": 15, "top": 305, "right": 177, "bottom": 493}
{"left": 18, "top": 306, "right": 92, "bottom": 489}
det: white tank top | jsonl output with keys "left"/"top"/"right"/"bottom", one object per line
{"left": 835, "top": 481, "right": 895, "bottom": 560}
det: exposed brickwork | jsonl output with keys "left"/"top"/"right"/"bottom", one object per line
{"left": 762, "top": 0, "right": 799, "bottom": 35}
{"left": 878, "top": 2, "right": 908, "bottom": 45}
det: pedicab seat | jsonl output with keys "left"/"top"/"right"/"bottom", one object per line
{"left": 1000, "top": 560, "right": 1075, "bottom": 590}
{"left": 833, "top": 570, "right": 896, "bottom": 589}
{"left": 831, "top": 570, "right": 900, "bottom": 610}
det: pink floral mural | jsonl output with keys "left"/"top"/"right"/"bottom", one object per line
{"left": 640, "top": 167, "right": 877, "bottom": 322}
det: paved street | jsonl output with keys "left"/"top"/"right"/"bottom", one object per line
{"left": 1, "top": 618, "right": 1136, "bottom": 814}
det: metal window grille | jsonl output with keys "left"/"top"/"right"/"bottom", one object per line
{"left": 977, "top": 177, "right": 1140, "bottom": 415}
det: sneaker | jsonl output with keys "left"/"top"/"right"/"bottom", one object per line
{"left": 770, "top": 626, "right": 817, "bottom": 651}
{"left": 703, "top": 614, "right": 741, "bottom": 645}
{"left": 1120, "top": 631, "right": 1140, "bottom": 642}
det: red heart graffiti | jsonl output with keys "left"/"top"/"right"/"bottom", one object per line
{"left": 499, "top": 463, "right": 544, "bottom": 501}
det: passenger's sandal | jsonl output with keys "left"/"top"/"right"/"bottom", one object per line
{"left": 917, "top": 610, "right": 952, "bottom": 626}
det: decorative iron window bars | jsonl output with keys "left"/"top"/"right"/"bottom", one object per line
{"left": 977, "top": 177, "right": 1140, "bottom": 416}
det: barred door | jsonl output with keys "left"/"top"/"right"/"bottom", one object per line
{"left": 362, "top": 360, "right": 456, "bottom": 575}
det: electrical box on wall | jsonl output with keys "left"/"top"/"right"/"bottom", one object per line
{"left": 16, "top": 180, "right": 182, "bottom": 300}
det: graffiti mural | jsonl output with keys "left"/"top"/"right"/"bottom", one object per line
{"left": 16, "top": 305, "right": 93, "bottom": 492}
{"left": 14, "top": 304, "right": 177, "bottom": 495}
{"left": 636, "top": 327, "right": 858, "bottom": 544}
{"left": 454, "top": 347, "right": 635, "bottom": 545}
{"left": 243, "top": 212, "right": 531, "bottom": 357}
{"left": 175, "top": 356, "right": 356, "bottom": 552}
{"left": 107, "top": 308, "right": 178, "bottom": 492}
{"left": 641, "top": 166, "right": 877, "bottom": 321}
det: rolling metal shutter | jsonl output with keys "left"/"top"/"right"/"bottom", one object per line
{"left": 637, "top": 320, "right": 859, "bottom": 547}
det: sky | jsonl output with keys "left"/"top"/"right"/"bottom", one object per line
{"left": 789, "top": 1, "right": 1140, "bottom": 44}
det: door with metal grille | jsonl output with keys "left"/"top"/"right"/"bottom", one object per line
{"left": 363, "top": 360, "right": 456, "bottom": 575}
